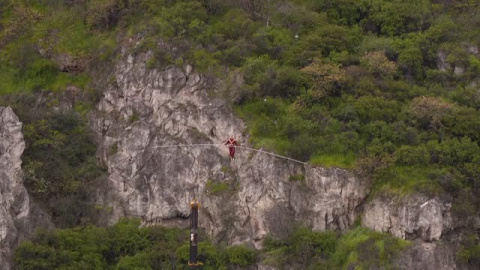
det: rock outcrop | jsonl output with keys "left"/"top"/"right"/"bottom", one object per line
{"left": 396, "top": 239, "right": 459, "bottom": 270}
{"left": 0, "top": 107, "right": 30, "bottom": 270}
{"left": 362, "top": 193, "right": 453, "bottom": 242}
{"left": 361, "top": 193, "right": 479, "bottom": 269}
{"left": 88, "top": 51, "right": 476, "bottom": 269}
{"left": 89, "top": 52, "right": 370, "bottom": 247}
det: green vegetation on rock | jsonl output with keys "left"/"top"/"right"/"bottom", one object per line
{"left": 15, "top": 220, "right": 407, "bottom": 270}
{"left": 262, "top": 226, "right": 409, "bottom": 269}
{"left": 206, "top": 180, "right": 230, "bottom": 194}
{"left": 2, "top": 0, "right": 480, "bottom": 267}
{"left": 14, "top": 218, "right": 257, "bottom": 270}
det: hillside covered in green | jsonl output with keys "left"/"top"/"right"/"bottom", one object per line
{"left": 1, "top": 0, "right": 480, "bottom": 268}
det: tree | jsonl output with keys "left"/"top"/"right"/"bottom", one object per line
{"left": 409, "top": 96, "right": 453, "bottom": 142}
{"left": 86, "top": 0, "right": 122, "bottom": 30}
{"left": 301, "top": 58, "right": 346, "bottom": 99}
{"left": 360, "top": 50, "right": 397, "bottom": 78}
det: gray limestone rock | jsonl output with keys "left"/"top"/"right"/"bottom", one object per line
{"left": 437, "top": 51, "right": 451, "bottom": 72}
{"left": 88, "top": 52, "right": 476, "bottom": 269}
{"left": 362, "top": 193, "right": 452, "bottom": 242}
{"left": 0, "top": 107, "right": 29, "bottom": 270}
{"left": 396, "top": 232, "right": 478, "bottom": 270}
{"left": 89, "top": 53, "right": 370, "bottom": 247}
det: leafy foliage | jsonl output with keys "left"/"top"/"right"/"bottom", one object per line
{"left": 329, "top": 227, "right": 410, "bottom": 269}
{"left": 22, "top": 111, "right": 106, "bottom": 227}
{"left": 3, "top": 0, "right": 480, "bottom": 264}
{"left": 14, "top": 218, "right": 257, "bottom": 270}
{"left": 262, "top": 226, "right": 408, "bottom": 269}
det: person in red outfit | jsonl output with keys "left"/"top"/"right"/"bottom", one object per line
{"left": 225, "top": 135, "right": 238, "bottom": 160}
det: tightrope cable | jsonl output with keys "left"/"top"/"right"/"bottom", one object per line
{"left": 154, "top": 143, "right": 222, "bottom": 148}
{"left": 152, "top": 143, "right": 307, "bottom": 165}
{"left": 236, "top": 145, "right": 307, "bottom": 165}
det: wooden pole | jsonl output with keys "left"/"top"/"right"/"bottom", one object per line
{"left": 188, "top": 199, "right": 202, "bottom": 268}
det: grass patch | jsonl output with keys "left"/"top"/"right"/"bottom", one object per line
{"left": 310, "top": 154, "right": 355, "bottom": 169}
{"left": 33, "top": 7, "right": 110, "bottom": 57}
{"left": 289, "top": 174, "right": 305, "bottom": 182}
{"left": 0, "top": 45, "right": 89, "bottom": 94}
{"left": 220, "top": 166, "right": 234, "bottom": 174}
{"left": 374, "top": 166, "right": 444, "bottom": 196}
{"left": 206, "top": 180, "right": 229, "bottom": 195}
{"left": 128, "top": 112, "right": 140, "bottom": 123}
{"left": 0, "top": 4, "right": 113, "bottom": 95}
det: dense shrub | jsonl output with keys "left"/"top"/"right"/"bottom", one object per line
{"left": 262, "top": 226, "right": 408, "bottom": 269}
{"left": 23, "top": 112, "right": 105, "bottom": 227}
{"left": 395, "top": 145, "right": 430, "bottom": 166}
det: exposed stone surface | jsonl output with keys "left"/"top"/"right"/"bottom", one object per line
{"left": 87, "top": 51, "right": 479, "bottom": 269}
{"left": 396, "top": 234, "right": 479, "bottom": 270}
{"left": 454, "top": 65, "right": 466, "bottom": 76}
{"left": 256, "top": 263, "right": 278, "bottom": 270}
{"left": 0, "top": 107, "right": 29, "bottom": 270}
{"left": 397, "top": 240, "right": 457, "bottom": 270}
{"left": 362, "top": 193, "right": 453, "bottom": 242}
{"left": 466, "top": 44, "right": 478, "bottom": 56}
{"left": 89, "top": 53, "right": 370, "bottom": 247}
{"left": 0, "top": 107, "right": 53, "bottom": 270}
{"left": 437, "top": 51, "right": 451, "bottom": 71}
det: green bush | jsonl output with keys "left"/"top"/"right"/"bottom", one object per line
{"left": 15, "top": 219, "right": 186, "bottom": 270}
{"left": 353, "top": 96, "right": 400, "bottom": 123}
{"left": 22, "top": 112, "right": 105, "bottom": 227}
{"left": 225, "top": 245, "right": 256, "bottom": 266}
{"left": 16, "top": 219, "right": 260, "bottom": 270}
{"left": 457, "top": 232, "right": 480, "bottom": 265}
{"left": 262, "top": 227, "right": 337, "bottom": 268}
{"left": 330, "top": 227, "right": 410, "bottom": 269}
{"left": 427, "top": 138, "right": 480, "bottom": 167}
{"left": 395, "top": 145, "right": 430, "bottom": 166}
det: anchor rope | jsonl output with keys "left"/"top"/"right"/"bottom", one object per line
{"left": 153, "top": 143, "right": 307, "bottom": 164}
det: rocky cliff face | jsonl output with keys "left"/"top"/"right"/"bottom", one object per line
{"left": 0, "top": 107, "right": 30, "bottom": 270}
{"left": 362, "top": 193, "right": 453, "bottom": 242}
{"left": 361, "top": 193, "right": 473, "bottom": 269}
{"left": 88, "top": 52, "right": 477, "bottom": 269}
{"left": 89, "top": 52, "right": 370, "bottom": 247}
{"left": 396, "top": 238, "right": 460, "bottom": 270}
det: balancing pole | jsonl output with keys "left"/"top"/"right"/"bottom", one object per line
{"left": 188, "top": 198, "right": 203, "bottom": 268}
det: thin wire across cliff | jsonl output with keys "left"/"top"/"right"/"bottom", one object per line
{"left": 153, "top": 143, "right": 307, "bottom": 165}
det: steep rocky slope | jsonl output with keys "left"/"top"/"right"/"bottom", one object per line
{"left": 88, "top": 52, "right": 478, "bottom": 269}
{"left": 362, "top": 193, "right": 453, "bottom": 242}
{"left": 363, "top": 193, "right": 472, "bottom": 269}
{"left": 0, "top": 107, "right": 30, "bottom": 270}
{"left": 0, "top": 107, "right": 52, "bottom": 270}
{"left": 0, "top": 51, "right": 474, "bottom": 269}
{"left": 89, "top": 52, "right": 370, "bottom": 247}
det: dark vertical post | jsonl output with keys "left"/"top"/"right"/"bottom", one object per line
{"left": 188, "top": 199, "right": 202, "bottom": 268}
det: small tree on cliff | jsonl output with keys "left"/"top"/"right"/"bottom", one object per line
{"left": 409, "top": 96, "right": 453, "bottom": 142}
